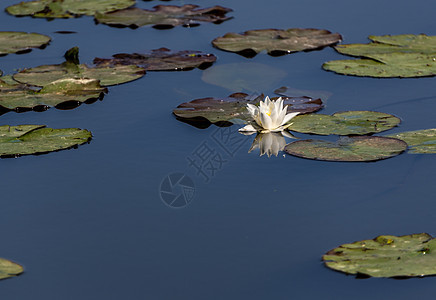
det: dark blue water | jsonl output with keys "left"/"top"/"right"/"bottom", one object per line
{"left": 1, "top": 0, "right": 436, "bottom": 299}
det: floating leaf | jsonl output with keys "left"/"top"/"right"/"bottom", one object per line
{"left": 288, "top": 111, "right": 400, "bottom": 135}
{"left": 284, "top": 136, "right": 407, "bottom": 162}
{"left": 6, "top": 0, "right": 135, "bottom": 18}
{"left": 0, "top": 31, "right": 50, "bottom": 56}
{"left": 95, "top": 5, "right": 232, "bottom": 29}
{"left": 323, "top": 233, "right": 436, "bottom": 278}
{"left": 201, "top": 62, "right": 287, "bottom": 92}
{"left": 13, "top": 48, "right": 145, "bottom": 87}
{"left": 173, "top": 93, "right": 323, "bottom": 125}
{"left": 386, "top": 129, "right": 436, "bottom": 154}
{"left": 93, "top": 48, "right": 216, "bottom": 71}
{"left": 323, "top": 34, "right": 436, "bottom": 78}
{"left": 212, "top": 28, "right": 342, "bottom": 57}
{"left": 0, "top": 125, "right": 92, "bottom": 157}
{"left": 0, "top": 76, "right": 106, "bottom": 111}
{"left": 274, "top": 86, "right": 332, "bottom": 102}
{"left": 0, "top": 258, "right": 23, "bottom": 280}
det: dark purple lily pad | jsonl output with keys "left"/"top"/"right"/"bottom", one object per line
{"left": 93, "top": 48, "right": 216, "bottom": 71}
{"left": 284, "top": 136, "right": 407, "bottom": 162}
{"left": 94, "top": 5, "right": 233, "bottom": 29}
{"left": 212, "top": 28, "right": 342, "bottom": 57}
{"left": 173, "top": 93, "right": 323, "bottom": 127}
{"left": 274, "top": 86, "right": 333, "bottom": 102}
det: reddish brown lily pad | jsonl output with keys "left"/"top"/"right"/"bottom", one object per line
{"left": 212, "top": 28, "right": 342, "bottom": 57}
{"left": 94, "top": 5, "right": 233, "bottom": 29}
{"left": 93, "top": 48, "right": 216, "bottom": 71}
{"left": 173, "top": 93, "right": 323, "bottom": 126}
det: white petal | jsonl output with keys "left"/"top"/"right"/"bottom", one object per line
{"left": 238, "top": 124, "right": 257, "bottom": 133}
{"left": 247, "top": 104, "right": 258, "bottom": 117}
{"left": 260, "top": 111, "right": 273, "bottom": 130}
{"left": 282, "top": 112, "right": 300, "bottom": 125}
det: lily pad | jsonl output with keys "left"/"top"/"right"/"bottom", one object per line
{"left": 0, "top": 32, "right": 51, "bottom": 56}
{"left": 13, "top": 47, "right": 145, "bottom": 87}
{"left": 93, "top": 48, "right": 216, "bottom": 71}
{"left": 95, "top": 5, "right": 233, "bottom": 29}
{"left": 173, "top": 93, "right": 323, "bottom": 125}
{"left": 0, "top": 76, "right": 106, "bottom": 111}
{"left": 386, "top": 129, "right": 436, "bottom": 154}
{"left": 323, "top": 34, "right": 436, "bottom": 78}
{"left": 288, "top": 111, "right": 400, "bottom": 135}
{"left": 212, "top": 28, "right": 342, "bottom": 57}
{"left": 6, "top": 0, "right": 135, "bottom": 18}
{"left": 201, "top": 62, "right": 287, "bottom": 92}
{"left": 0, "top": 125, "right": 92, "bottom": 157}
{"left": 284, "top": 136, "right": 407, "bottom": 162}
{"left": 323, "top": 233, "right": 436, "bottom": 278}
{"left": 274, "top": 86, "right": 333, "bottom": 102}
{"left": 0, "top": 258, "right": 23, "bottom": 280}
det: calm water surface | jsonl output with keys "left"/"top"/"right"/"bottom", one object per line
{"left": 1, "top": 0, "right": 436, "bottom": 299}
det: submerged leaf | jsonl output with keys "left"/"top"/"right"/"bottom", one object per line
{"left": 173, "top": 93, "right": 323, "bottom": 126}
{"left": 386, "top": 129, "right": 436, "bottom": 154}
{"left": 323, "top": 233, "right": 436, "bottom": 278}
{"left": 6, "top": 0, "right": 135, "bottom": 18}
{"left": 0, "top": 125, "right": 92, "bottom": 157}
{"left": 288, "top": 111, "right": 400, "bottom": 135}
{"left": 13, "top": 48, "right": 145, "bottom": 87}
{"left": 323, "top": 34, "right": 436, "bottom": 78}
{"left": 212, "top": 28, "right": 342, "bottom": 57}
{"left": 201, "top": 62, "right": 287, "bottom": 92}
{"left": 93, "top": 48, "right": 216, "bottom": 71}
{"left": 0, "top": 76, "right": 106, "bottom": 111}
{"left": 0, "top": 258, "right": 23, "bottom": 280}
{"left": 0, "top": 31, "right": 51, "bottom": 55}
{"left": 95, "top": 5, "right": 232, "bottom": 29}
{"left": 284, "top": 136, "right": 407, "bottom": 162}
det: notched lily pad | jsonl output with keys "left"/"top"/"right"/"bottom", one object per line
{"left": 323, "top": 233, "right": 436, "bottom": 278}
{"left": 0, "top": 258, "right": 23, "bottom": 280}
{"left": 0, "top": 31, "right": 51, "bottom": 56}
{"left": 323, "top": 34, "right": 436, "bottom": 78}
{"left": 212, "top": 28, "right": 342, "bottom": 57}
{"left": 0, "top": 76, "right": 106, "bottom": 111}
{"left": 0, "top": 125, "right": 92, "bottom": 157}
{"left": 93, "top": 48, "right": 216, "bottom": 71}
{"left": 288, "top": 111, "right": 400, "bottom": 135}
{"left": 95, "top": 5, "right": 233, "bottom": 29}
{"left": 6, "top": 0, "right": 135, "bottom": 18}
{"left": 386, "top": 129, "right": 436, "bottom": 154}
{"left": 284, "top": 136, "right": 407, "bottom": 162}
{"left": 173, "top": 93, "right": 323, "bottom": 127}
{"left": 13, "top": 47, "right": 145, "bottom": 87}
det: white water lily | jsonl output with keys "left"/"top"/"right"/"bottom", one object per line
{"left": 239, "top": 96, "right": 300, "bottom": 133}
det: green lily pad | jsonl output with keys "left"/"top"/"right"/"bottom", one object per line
{"left": 6, "top": 0, "right": 135, "bottom": 18}
{"left": 274, "top": 86, "right": 333, "bottom": 102}
{"left": 323, "top": 34, "right": 436, "bottom": 78}
{"left": 93, "top": 48, "right": 216, "bottom": 71}
{"left": 95, "top": 5, "right": 233, "bottom": 29}
{"left": 386, "top": 129, "right": 436, "bottom": 154}
{"left": 13, "top": 47, "right": 145, "bottom": 87}
{"left": 0, "top": 258, "right": 23, "bottom": 280}
{"left": 0, "top": 32, "right": 51, "bottom": 56}
{"left": 173, "top": 93, "right": 323, "bottom": 125}
{"left": 0, "top": 125, "right": 92, "bottom": 157}
{"left": 212, "top": 28, "right": 342, "bottom": 57}
{"left": 201, "top": 62, "right": 287, "bottom": 92}
{"left": 323, "top": 233, "right": 436, "bottom": 278}
{"left": 284, "top": 136, "right": 407, "bottom": 162}
{"left": 288, "top": 111, "right": 400, "bottom": 135}
{"left": 0, "top": 76, "right": 106, "bottom": 111}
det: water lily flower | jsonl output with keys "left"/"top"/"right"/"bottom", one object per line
{"left": 239, "top": 96, "right": 300, "bottom": 133}
{"left": 249, "top": 131, "right": 295, "bottom": 157}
